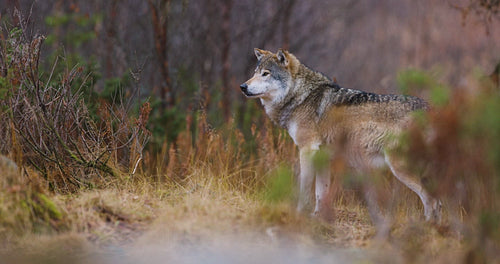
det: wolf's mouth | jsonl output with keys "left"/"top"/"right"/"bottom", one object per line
{"left": 243, "top": 92, "right": 264, "bottom": 98}
{"left": 240, "top": 83, "right": 263, "bottom": 98}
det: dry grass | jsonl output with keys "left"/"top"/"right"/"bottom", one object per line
{"left": 0, "top": 150, "right": 465, "bottom": 263}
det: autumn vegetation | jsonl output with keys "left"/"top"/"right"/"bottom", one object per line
{"left": 1, "top": 1, "right": 500, "bottom": 263}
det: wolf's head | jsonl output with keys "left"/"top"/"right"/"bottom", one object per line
{"left": 240, "top": 48, "right": 298, "bottom": 102}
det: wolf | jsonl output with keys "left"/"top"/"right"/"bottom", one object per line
{"left": 240, "top": 48, "right": 441, "bottom": 225}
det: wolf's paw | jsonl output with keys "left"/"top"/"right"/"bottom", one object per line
{"left": 311, "top": 209, "right": 335, "bottom": 223}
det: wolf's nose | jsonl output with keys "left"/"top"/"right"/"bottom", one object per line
{"left": 240, "top": 83, "right": 248, "bottom": 92}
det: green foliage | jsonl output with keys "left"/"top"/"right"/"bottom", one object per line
{"left": 206, "top": 83, "right": 226, "bottom": 128}
{"left": 148, "top": 98, "right": 186, "bottom": 146}
{"left": 397, "top": 69, "right": 434, "bottom": 95}
{"left": 463, "top": 91, "right": 500, "bottom": 183}
{"left": 313, "top": 149, "right": 330, "bottom": 171}
{"left": 44, "top": 12, "right": 101, "bottom": 48}
{"left": 43, "top": 10, "right": 104, "bottom": 119}
{"left": 429, "top": 84, "right": 450, "bottom": 106}
{"left": 101, "top": 73, "right": 131, "bottom": 103}
{"left": 176, "top": 66, "right": 200, "bottom": 97}
{"left": 43, "top": 9, "right": 99, "bottom": 82}
{"left": 397, "top": 68, "right": 450, "bottom": 106}
{"left": 238, "top": 100, "right": 263, "bottom": 156}
{"left": 411, "top": 109, "right": 428, "bottom": 127}
{"left": 261, "top": 165, "right": 295, "bottom": 203}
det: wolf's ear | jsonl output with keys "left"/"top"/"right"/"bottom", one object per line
{"left": 277, "top": 49, "right": 289, "bottom": 66}
{"left": 254, "top": 48, "right": 266, "bottom": 61}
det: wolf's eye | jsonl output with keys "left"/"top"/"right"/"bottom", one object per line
{"left": 262, "top": 71, "right": 270, "bottom": 77}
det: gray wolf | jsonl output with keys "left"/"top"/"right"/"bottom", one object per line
{"left": 240, "top": 48, "right": 441, "bottom": 226}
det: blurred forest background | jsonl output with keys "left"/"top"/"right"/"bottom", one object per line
{"left": 2, "top": 0, "right": 499, "bottom": 141}
{"left": 1, "top": 0, "right": 500, "bottom": 262}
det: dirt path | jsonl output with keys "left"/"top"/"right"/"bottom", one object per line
{"left": 2, "top": 232, "right": 395, "bottom": 264}
{"left": 101, "top": 236, "right": 393, "bottom": 264}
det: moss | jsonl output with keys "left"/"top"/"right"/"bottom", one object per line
{"left": 36, "top": 193, "right": 63, "bottom": 221}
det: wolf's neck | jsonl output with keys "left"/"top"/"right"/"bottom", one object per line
{"left": 262, "top": 68, "right": 330, "bottom": 128}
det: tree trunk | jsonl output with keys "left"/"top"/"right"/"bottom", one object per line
{"left": 221, "top": 0, "right": 233, "bottom": 120}
{"left": 149, "top": 0, "right": 173, "bottom": 108}
{"left": 105, "top": 0, "right": 119, "bottom": 79}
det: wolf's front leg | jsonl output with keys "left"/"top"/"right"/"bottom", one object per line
{"left": 297, "top": 147, "right": 316, "bottom": 213}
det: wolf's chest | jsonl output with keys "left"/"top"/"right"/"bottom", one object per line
{"left": 287, "top": 120, "right": 299, "bottom": 145}
{"left": 286, "top": 120, "right": 321, "bottom": 150}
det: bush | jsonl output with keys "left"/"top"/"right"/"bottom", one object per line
{"left": 0, "top": 27, "right": 150, "bottom": 192}
{"left": 396, "top": 70, "right": 500, "bottom": 260}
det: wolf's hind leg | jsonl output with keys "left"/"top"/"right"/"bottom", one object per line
{"left": 363, "top": 184, "right": 391, "bottom": 239}
{"left": 384, "top": 152, "right": 442, "bottom": 223}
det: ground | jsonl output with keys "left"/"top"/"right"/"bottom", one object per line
{"left": 0, "top": 169, "right": 465, "bottom": 264}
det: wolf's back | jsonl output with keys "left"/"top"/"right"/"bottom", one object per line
{"left": 310, "top": 82, "right": 428, "bottom": 119}
{"left": 325, "top": 83, "right": 427, "bottom": 109}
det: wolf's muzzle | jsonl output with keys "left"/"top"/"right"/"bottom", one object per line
{"left": 240, "top": 83, "right": 248, "bottom": 93}
{"left": 240, "top": 83, "right": 262, "bottom": 97}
